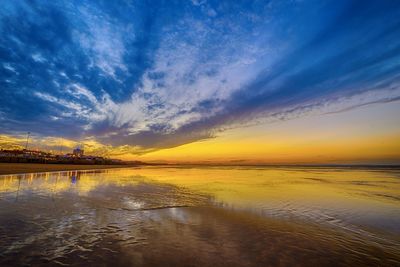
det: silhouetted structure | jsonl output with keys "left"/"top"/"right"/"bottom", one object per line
{"left": 73, "top": 147, "right": 84, "bottom": 157}
{"left": 0, "top": 148, "right": 126, "bottom": 165}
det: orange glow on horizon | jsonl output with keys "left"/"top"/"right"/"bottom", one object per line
{"left": 1, "top": 101, "right": 399, "bottom": 165}
{"left": 139, "top": 102, "right": 400, "bottom": 164}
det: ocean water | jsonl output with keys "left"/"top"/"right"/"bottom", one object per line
{"left": 0, "top": 166, "right": 399, "bottom": 266}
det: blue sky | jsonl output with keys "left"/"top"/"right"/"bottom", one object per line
{"left": 1, "top": 0, "right": 400, "bottom": 153}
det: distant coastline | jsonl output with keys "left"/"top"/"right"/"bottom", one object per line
{"left": 0, "top": 148, "right": 134, "bottom": 165}
{"left": 1, "top": 161, "right": 399, "bottom": 176}
{"left": 146, "top": 162, "right": 400, "bottom": 170}
{"left": 0, "top": 163, "right": 143, "bottom": 176}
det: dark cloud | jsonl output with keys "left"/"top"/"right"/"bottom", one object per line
{"left": 0, "top": 0, "right": 399, "bottom": 152}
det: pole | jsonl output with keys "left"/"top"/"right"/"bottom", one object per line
{"left": 59, "top": 138, "right": 63, "bottom": 155}
{"left": 25, "top": 132, "right": 30, "bottom": 150}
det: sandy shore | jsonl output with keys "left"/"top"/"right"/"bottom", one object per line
{"left": 0, "top": 163, "right": 137, "bottom": 175}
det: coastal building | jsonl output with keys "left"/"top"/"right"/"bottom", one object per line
{"left": 0, "top": 148, "right": 124, "bottom": 165}
{"left": 72, "top": 147, "right": 84, "bottom": 157}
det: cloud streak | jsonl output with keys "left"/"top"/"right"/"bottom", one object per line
{"left": 1, "top": 0, "right": 400, "bottom": 155}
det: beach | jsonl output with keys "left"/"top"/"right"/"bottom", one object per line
{"left": 0, "top": 166, "right": 399, "bottom": 266}
{"left": 0, "top": 163, "right": 136, "bottom": 175}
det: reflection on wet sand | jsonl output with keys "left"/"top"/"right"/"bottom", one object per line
{"left": 0, "top": 167, "right": 399, "bottom": 266}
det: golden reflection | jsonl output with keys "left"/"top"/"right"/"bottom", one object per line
{"left": 0, "top": 166, "right": 399, "bottom": 266}
{"left": 1, "top": 167, "right": 399, "bottom": 213}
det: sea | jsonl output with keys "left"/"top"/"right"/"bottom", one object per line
{"left": 0, "top": 166, "right": 399, "bottom": 266}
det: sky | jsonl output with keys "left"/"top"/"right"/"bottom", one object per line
{"left": 0, "top": 0, "right": 400, "bottom": 164}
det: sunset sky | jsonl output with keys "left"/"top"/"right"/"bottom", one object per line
{"left": 1, "top": 0, "right": 400, "bottom": 164}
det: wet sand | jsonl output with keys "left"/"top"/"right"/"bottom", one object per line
{"left": 0, "top": 163, "right": 137, "bottom": 175}
{"left": 0, "top": 166, "right": 399, "bottom": 266}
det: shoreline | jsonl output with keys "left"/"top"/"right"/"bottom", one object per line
{"left": 1, "top": 162, "right": 399, "bottom": 176}
{"left": 0, "top": 163, "right": 140, "bottom": 175}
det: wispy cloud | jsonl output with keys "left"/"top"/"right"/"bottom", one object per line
{"left": 0, "top": 0, "right": 400, "bottom": 156}
{"left": 75, "top": 5, "right": 129, "bottom": 77}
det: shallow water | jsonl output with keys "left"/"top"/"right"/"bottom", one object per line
{"left": 0, "top": 166, "right": 399, "bottom": 266}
